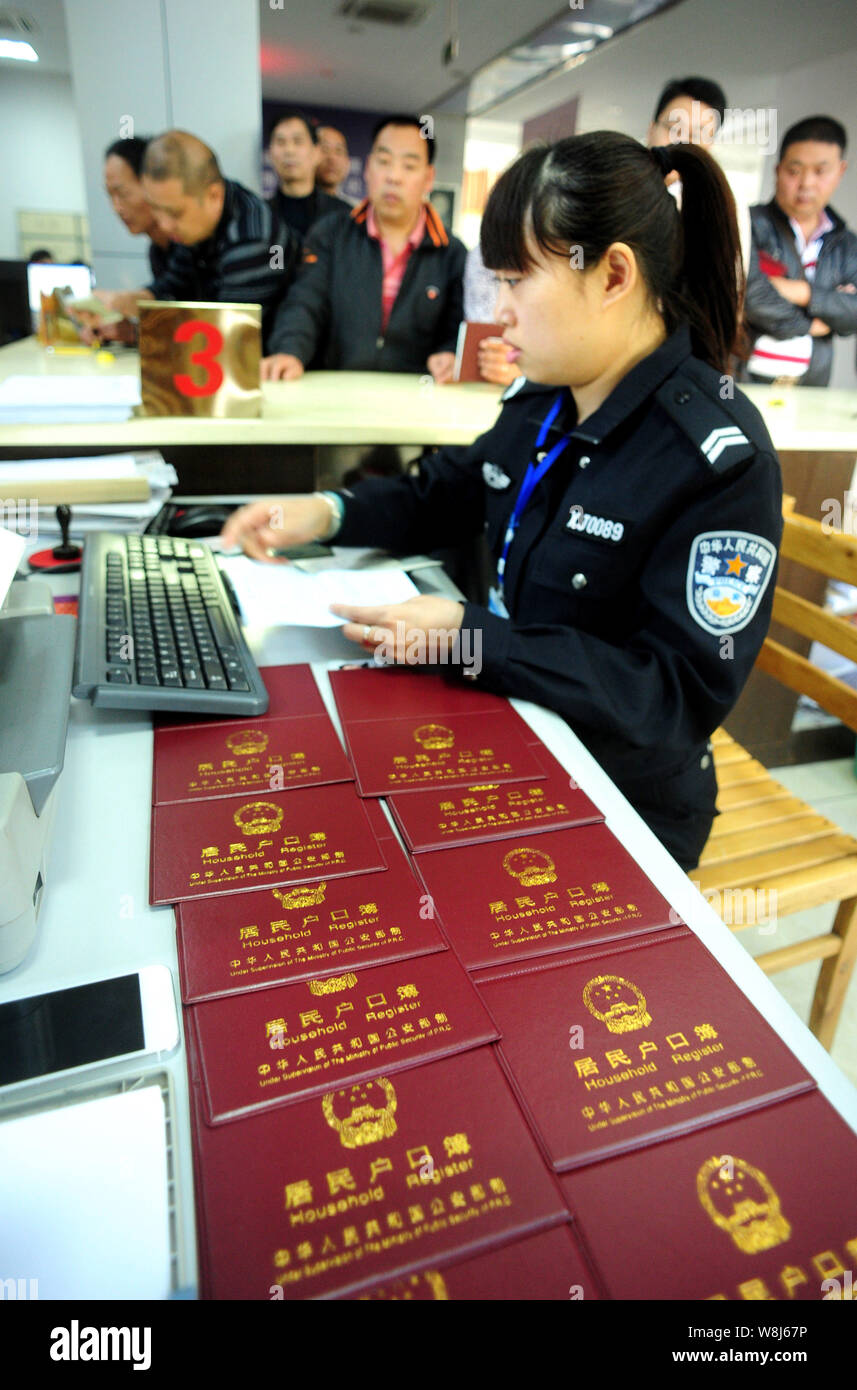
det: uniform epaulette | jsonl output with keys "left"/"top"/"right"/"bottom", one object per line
{"left": 654, "top": 360, "right": 772, "bottom": 474}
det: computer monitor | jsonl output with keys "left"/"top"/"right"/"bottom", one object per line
{"left": 0, "top": 261, "right": 32, "bottom": 346}
{"left": 26, "top": 262, "right": 93, "bottom": 315}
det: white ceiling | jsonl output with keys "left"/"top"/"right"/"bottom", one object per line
{"left": 258, "top": 0, "right": 572, "bottom": 110}
{"left": 486, "top": 0, "right": 857, "bottom": 127}
{"left": 0, "top": 0, "right": 70, "bottom": 74}
{"left": 9, "top": 0, "right": 856, "bottom": 124}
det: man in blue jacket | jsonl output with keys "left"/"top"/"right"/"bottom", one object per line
{"left": 744, "top": 116, "right": 857, "bottom": 385}
{"left": 263, "top": 115, "right": 465, "bottom": 383}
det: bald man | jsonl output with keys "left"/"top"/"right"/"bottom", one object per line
{"left": 92, "top": 130, "right": 300, "bottom": 350}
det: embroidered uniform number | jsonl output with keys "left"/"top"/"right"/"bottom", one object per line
{"left": 173, "top": 320, "right": 224, "bottom": 397}
{"left": 567, "top": 508, "right": 624, "bottom": 542}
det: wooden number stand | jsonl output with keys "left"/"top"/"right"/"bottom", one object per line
{"left": 138, "top": 301, "right": 262, "bottom": 418}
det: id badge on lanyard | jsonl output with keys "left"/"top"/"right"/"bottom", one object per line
{"left": 491, "top": 392, "right": 570, "bottom": 619}
{"left": 488, "top": 585, "right": 510, "bottom": 618}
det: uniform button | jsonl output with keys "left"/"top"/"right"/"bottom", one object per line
{"left": 572, "top": 572, "right": 587, "bottom": 590}
{"left": 536, "top": 450, "right": 547, "bottom": 462}
{"left": 579, "top": 455, "right": 591, "bottom": 468}
{"left": 674, "top": 390, "right": 692, "bottom": 404}
{"left": 701, "top": 753, "right": 711, "bottom": 769}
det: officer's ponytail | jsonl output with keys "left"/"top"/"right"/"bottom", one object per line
{"left": 481, "top": 131, "right": 743, "bottom": 374}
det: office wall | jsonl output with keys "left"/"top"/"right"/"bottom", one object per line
{"left": 63, "top": 0, "right": 262, "bottom": 290}
{"left": 0, "top": 70, "right": 87, "bottom": 261}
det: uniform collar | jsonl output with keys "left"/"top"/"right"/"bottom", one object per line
{"left": 568, "top": 324, "right": 694, "bottom": 445}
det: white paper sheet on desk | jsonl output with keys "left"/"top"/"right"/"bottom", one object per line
{"left": 0, "top": 374, "right": 141, "bottom": 423}
{"left": 0, "top": 1084, "right": 170, "bottom": 1299}
{"left": 219, "top": 554, "right": 419, "bottom": 626}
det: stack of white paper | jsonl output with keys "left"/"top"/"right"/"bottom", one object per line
{"left": 0, "top": 374, "right": 141, "bottom": 424}
{"left": 0, "top": 452, "right": 176, "bottom": 536}
{"left": 219, "top": 553, "right": 419, "bottom": 627}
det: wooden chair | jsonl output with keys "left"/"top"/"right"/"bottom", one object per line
{"left": 694, "top": 498, "right": 857, "bottom": 1049}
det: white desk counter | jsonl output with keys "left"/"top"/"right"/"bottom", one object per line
{"left": 3, "top": 338, "right": 857, "bottom": 453}
{"left": 0, "top": 339, "right": 503, "bottom": 449}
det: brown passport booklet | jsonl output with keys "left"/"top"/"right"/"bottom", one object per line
{"left": 342, "top": 708, "right": 545, "bottom": 797}
{"left": 416, "top": 820, "right": 675, "bottom": 970}
{"left": 176, "top": 831, "right": 444, "bottom": 1002}
{"left": 152, "top": 713, "right": 353, "bottom": 805}
{"left": 328, "top": 666, "right": 508, "bottom": 725}
{"left": 342, "top": 1223, "right": 602, "bottom": 1300}
{"left": 155, "top": 662, "right": 325, "bottom": 731}
{"left": 189, "top": 1044, "right": 569, "bottom": 1299}
{"left": 388, "top": 757, "right": 602, "bottom": 853}
{"left": 149, "top": 781, "right": 386, "bottom": 905}
{"left": 452, "top": 322, "right": 505, "bottom": 383}
{"left": 188, "top": 950, "right": 500, "bottom": 1122}
{"left": 478, "top": 928, "right": 814, "bottom": 1170}
{"left": 561, "top": 1091, "right": 856, "bottom": 1301}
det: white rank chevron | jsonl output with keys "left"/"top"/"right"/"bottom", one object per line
{"left": 700, "top": 425, "right": 749, "bottom": 464}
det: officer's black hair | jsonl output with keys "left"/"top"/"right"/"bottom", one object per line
{"left": 480, "top": 132, "right": 743, "bottom": 374}
{"left": 267, "top": 110, "right": 318, "bottom": 145}
{"left": 778, "top": 116, "right": 847, "bottom": 161}
{"left": 105, "top": 137, "right": 152, "bottom": 176}
{"left": 653, "top": 76, "right": 727, "bottom": 125}
{"left": 370, "top": 114, "right": 435, "bottom": 166}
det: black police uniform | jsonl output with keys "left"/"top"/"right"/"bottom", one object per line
{"left": 333, "top": 326, "right": 783, "bottom": 870}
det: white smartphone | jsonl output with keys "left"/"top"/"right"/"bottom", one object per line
{"left": 0, "top": 965, "right": 179, "bottom": 1092}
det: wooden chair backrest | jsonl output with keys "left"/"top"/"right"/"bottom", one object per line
{"left": 755, "top": 501, "right": 857, "bottom": 733}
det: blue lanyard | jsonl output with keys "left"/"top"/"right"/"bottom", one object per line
{"left": 495, "top": 392, "right": 571, "bottom": 594}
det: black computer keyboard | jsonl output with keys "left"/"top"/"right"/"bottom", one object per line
{"left": 73, "top": 532, "right": 269, "bottom": 714}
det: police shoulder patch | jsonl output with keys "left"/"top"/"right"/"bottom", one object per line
{"left": 687, "top": 530, "right": 776, "bottom": 635}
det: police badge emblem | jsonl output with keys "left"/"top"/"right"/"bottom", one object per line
{"left": 482, "top": 462, "right": 512, "bottom": 490}
{"left": 686, "top": 530, "right": 776, "bottom": 636}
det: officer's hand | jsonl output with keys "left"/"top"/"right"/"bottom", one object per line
{"left": 220, "top": 496, "right": 330, "bottom": 561}
{"left": 426, "top": 351, "right": 456, "bottom": 384}
{"left": 261, "top": 354, "right": 305, "bottom": 382}
{"left": 810, "top": 318, "right": 832, "bottom": 336}
{"left": 330, "top": 597, "right": 465, "bottom": 662}
{"left": 477, "top": 337, "right": 522, "bottom": 386}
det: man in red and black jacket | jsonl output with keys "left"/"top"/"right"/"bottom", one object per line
{"left": 263, "top": 114, "right": 466, "bottom": 383}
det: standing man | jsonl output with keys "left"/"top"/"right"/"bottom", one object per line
{"left": 316, "top": 125, "right": 356, "bottom": 203}
{"left": 90, "top": 130, "right": 300, "bottom": 352}
{"left": 647, "top": 75, "right": 727, "bottom": 154}
{"left": 267, "top": 112, "right": 349, "bottom": 239}
{"left": 745, "top": 116, "right": 857, "bottom": 385}
{"left": 263, "top": 114, "right": 465, "bottom": 381}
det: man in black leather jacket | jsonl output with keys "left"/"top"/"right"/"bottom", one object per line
{"left": 744, "top": 115, "right": 857, "bottom": 386}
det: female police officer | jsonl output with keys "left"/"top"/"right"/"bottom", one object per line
{"left": 221, "top": 133, "right": 782, "bottom": 871}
